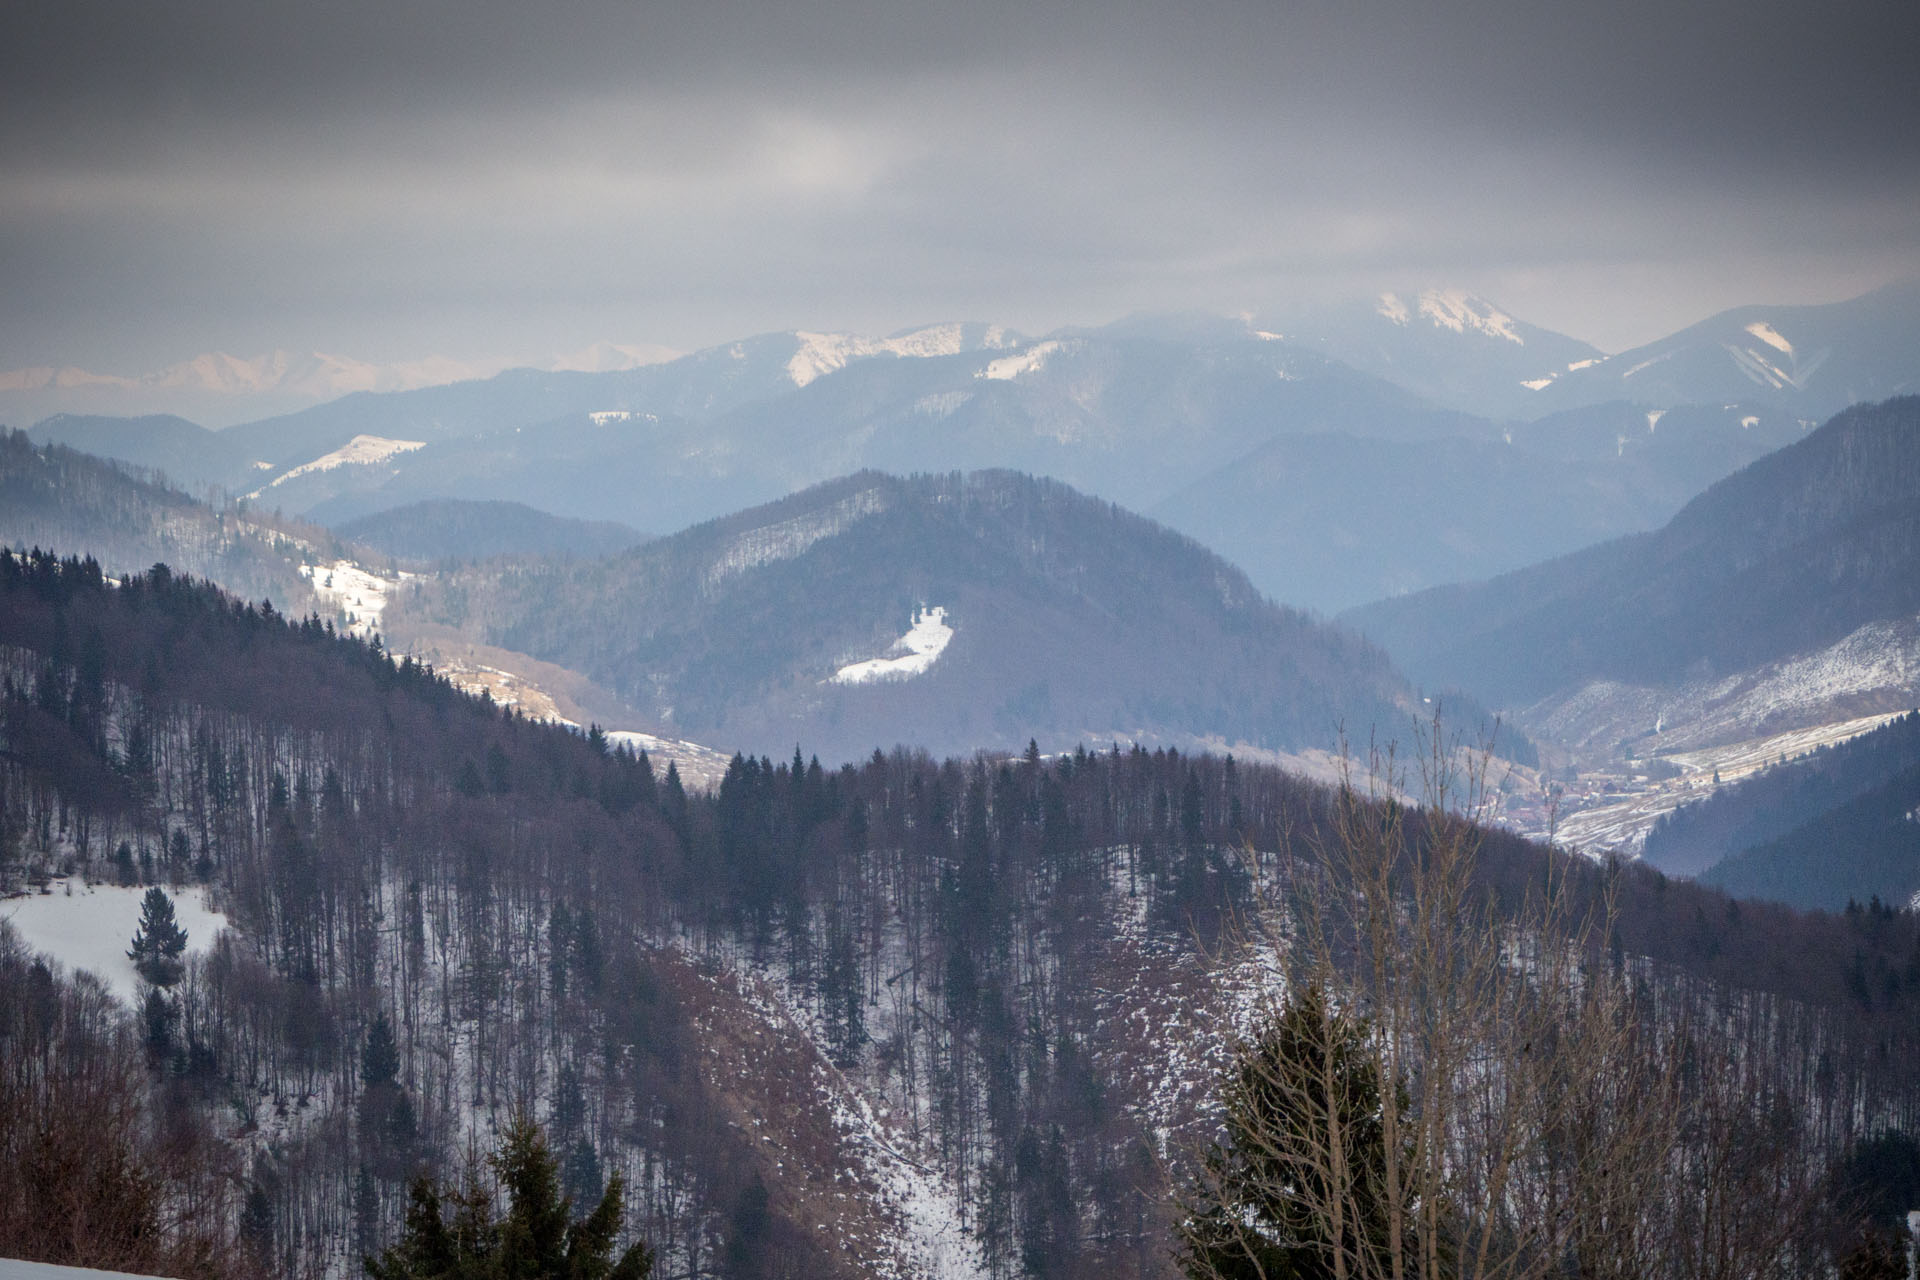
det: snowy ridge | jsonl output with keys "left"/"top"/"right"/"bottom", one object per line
{"left": 831, "top": 607, "right": 952, "bottom": 684}
{"left": 1377, "top": 289, "right": 1522, "bottom": 343}
{"left": 976, "top": 339, "right": 1064, "bottom": 381}
{"left": 786, "top": 324, "right": 1017, "bottom": 388}
{"left": 703, "top": 486, "right": 889, "bottom": 588}
{"left": 1523, "top": 612, "right": 1920, "bottom": 762}
{"left": 247, "top": 434, "right": 425, "bottom": 498}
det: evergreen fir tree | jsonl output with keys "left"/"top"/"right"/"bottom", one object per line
{"left": 1179, "top": 985, "right": 1403, "bottom": 1280}
{"left": 366, "top": 1114, "right": 651, "bottom": 1280}
{"left": 126, "top": 886, "right": 188, "bottom": 986}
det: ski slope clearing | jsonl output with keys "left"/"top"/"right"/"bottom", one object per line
{"left": 246, "top": 433, "right": 425, "bottom": 497}
{"left": 300, "top": 559, "right": 410, "bottom": 638}
{"left": 832, "top": 607, "right": 952, "bottom": 684}
{"left": 1, "top": 882, "right": 230, "bottom": 1004}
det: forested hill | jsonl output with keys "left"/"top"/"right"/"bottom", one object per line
{"left": 1343, "top": 396, "right": 1920, "bottom": 707}
{"left": 0, "top": 427, "right": 328, "bottom": 612}
{"left": 6, "top": 550, "right": 1919, "bottom": 1277}
{"left": 335, "top": 498, "right": 649, "bottom": 564}
{"left": 1636, "top": 710, "right": 1920, "bottom": 910}
{"left": 385, "top": 469, "right": 1437, "bottom": 765}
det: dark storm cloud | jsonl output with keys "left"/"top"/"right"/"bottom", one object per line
{"left": 3, "top": 0, "right": 1917, "bottom": 367}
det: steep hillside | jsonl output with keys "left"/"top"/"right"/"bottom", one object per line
{"left": 1150, "top": 401, "right": 1807, "bottom": 612}
{"left": 387, "top": 470, "right": 1424, "bottom": 765}
{"left": 335, "top": 499, "right": 647, "bottom": 563}
{"left": 0, "top": 553, "right": 1913, "bottom": 1279}
{"left": 1639, "top": 712, "right": 1920, "bottom": 908}
{"left": 27, "top": 412, "right": 255, "bottom": 493}
{"left": 1698, "top": 768, "right": 1920, "bottom": 912}
{"left": 1343, "top": 397, "right": 1920, "bottom": 714}
{"left": 0, "top": 428, "right": 323, "bottom": 611}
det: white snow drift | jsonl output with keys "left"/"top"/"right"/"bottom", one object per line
{"left": 833, "top": 608, "right": 953, "bottom": 684}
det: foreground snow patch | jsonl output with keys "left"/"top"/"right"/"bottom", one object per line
{"left": 2, "top": 882, "right": 229, "bottom": 1004}
{"left": 833, "top": 608, "right": 953, "bottom": 684}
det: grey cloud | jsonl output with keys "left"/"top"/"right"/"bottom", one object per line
{"left": 2, "top": 0, "right": 1916, "bottom": 369}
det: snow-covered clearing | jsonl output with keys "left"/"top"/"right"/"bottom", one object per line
{"left": 299, "top": 559, "right": 409, "bottom": 637}
{"left": 246, "top": 434, "right": 424, "bottom": 498}
{"left": 2, "top": 881, "right": 230, "bottom": 1004}
{"left": 1744, "top": 320, "right": 1794, "bottom": 355}
{"left": 605, "top": 730, "right": 733, "bottom": 791}
{"left": 832, "top": 607, "right": 952, "bottom": 684}
{"left": 976, "top": 340, "right": 1063, "bottom": 381}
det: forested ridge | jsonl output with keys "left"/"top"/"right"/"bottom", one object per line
{"left": 1644, "top": 710, "right": 1920, "bottom": 906}
{"left": 2, "top": 549, "right": 1919, "bottom": 1277}
{"left": 1344, "top": 396, "right": 1920, "bottom": 705}
{"left": 388, "top": 468, "right": 1433, "bottom": 764}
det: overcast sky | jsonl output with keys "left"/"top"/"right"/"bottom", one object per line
{"left": 5, "top": 0, "right": 1918, "bottom": 370}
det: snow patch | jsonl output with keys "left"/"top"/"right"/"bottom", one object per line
{"left": 1567, "top": 357, "right": 1600, "bottom": 372}
{"left": 1521, "top": 377, "right": 1555, "bottom": 391}
{"left": 1375, "top": 293, "right": 1411, "bottom": 325}
{"left": 977, "top": 340, "right": 1063, "bottom": 381}
{"left": 704, "top": 487, "right": 889, "bottom": 587}
{"left": 1740, "top": 415, "right": 1759, "bottom": 430}
{"left": 299, "top": 559, "right": 410, "bottom": 638}
{"left": 1646, "top": 409, "right": 1665, "bottom": 433}
{"left": 2, "top": 882, "right": 230, "bottom": 1005}
{"left": 832, "top": 607, "right": 953, "bottom": 684}
{"left": 588, "top": 409, "right": 633, "bottom": 425}
{"left": 1744, "top": 320, "right": 1794, "bottom": 356}
{"left": 786, "top": 324, "right": 1016, "bottom": 388}
{"left": 1416, "top": 289, "right": 1524, "bottom": 344}
{"left": 248, "top": 434, "right": 424, "bottom": 497}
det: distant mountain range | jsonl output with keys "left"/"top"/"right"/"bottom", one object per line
{"left": 1522, "top": 281, "right": 1920, "bottom": 421}
{"left": 384, "top": 470, "right": 1461, "bottom": 766}
{"left": 19, "top": 283, "right": 1920, "bottom": 614}
{"left": 0, "top": 342, "right": 681, "bottom": 429}
{"left": 1343, "top": 397, "right": 1920, "bottom": 755}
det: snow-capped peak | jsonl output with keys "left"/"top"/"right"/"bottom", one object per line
{"left": 1376, "top": 293, "right": 1412, "bottom": 325}
{"left": 1414, "top": 289, "right": 1524, "bottom": 344}
{"left": 786, "top": 324, "right": 1019, "bottom": 388}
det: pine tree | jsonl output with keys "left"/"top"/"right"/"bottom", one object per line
{"left": 366, "top": 1114, "right": 651, "bottom": 1280}
{"left": 126, "top": 886, "right": 189, "bottom": 987}
{"left": 362, "top": 1011, "right": 401, "bottom": 1088}
{"left": 1179, "top": 985, "right": 1402, "bottom": 1280}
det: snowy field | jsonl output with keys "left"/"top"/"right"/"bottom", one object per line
{"left": 832, "top": 607, "right": 952, "bottom": 684}
{"left": 1, "top": 882, "right": 230, "bottom": 1004}
{"left": 299, "top": 559, "right": 409, "bottom": 637}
